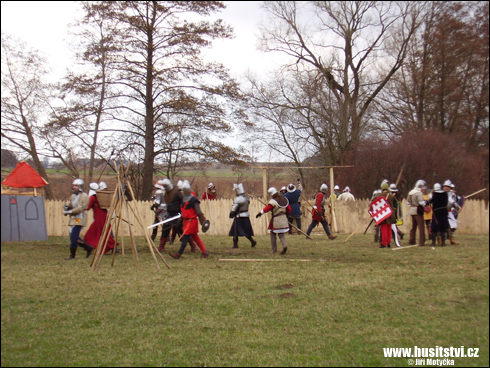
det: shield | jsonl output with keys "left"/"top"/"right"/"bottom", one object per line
{"left": 201, "top": 219, "right": 211, "bottom": 233}
{"left": 368, "top": 196, "right": 393, "bottom": 225}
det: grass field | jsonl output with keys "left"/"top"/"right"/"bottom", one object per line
{"left": 1, "top": 234, "right": 489, "bottom": 367}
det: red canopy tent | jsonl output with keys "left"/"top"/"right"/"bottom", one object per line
{"left": 2, "top": 161, "right": 49, "bottom": 188}
{"left": 1, "top": 162, "right": 49, "bottom": 242}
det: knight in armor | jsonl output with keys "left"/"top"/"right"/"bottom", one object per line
{"left": 305, "top": 184, "right": 337, "bottom": 240}
{"left": 284, "top": 180, "right": 302, "bottom": 235}
{"left": 443, "top": 180, "right": 461, "bottom": 245}
{"left": 157, "top": 179, "right": 183, "bottom": 252}
{"left": 229, "top": 183, "right": 257, "bottom": 248}
{"left": 256, "top": 187, "right": 291, "bottom": 254}
{"left": 150, "top": 180, "right": 167, "bottom": 241}
{"left": 63, "top": 179, "right": 90, "bottom": 260}
{"left": 333, "top": 185, "right": 341, "bottom": 199}
{"left": 170, "top": 181, "right": 209, "bottom": 259}
{"left": 428, "top": 183, "right": 449, "bottom": 246}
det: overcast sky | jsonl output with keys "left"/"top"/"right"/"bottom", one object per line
{"left": 1, "top": 1, "right": 280, "bottom": 81}
{"left": 1, "top": 1, "right": 283, "bottom": 160}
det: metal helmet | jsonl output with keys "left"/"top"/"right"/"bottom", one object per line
{"left": 320, "top": 184, "right": 328, "bottom": 193}
{"left": 233, "top": 183, "right": 245, "bottom": 195}
{"left": 389, "top": 184, "right": 398, "bottom": 192}
{"left": 415, "top": 179, "right": 426, "bottom": 189}
{"left": 208, "top": 182, "right": 214, "bottom": 189}
{"left": 343, "top": 186, "right": 350, "bottom": 192}
{"left": 99, "top": 181, "right": 107, "bottom": 190}
{"left": 287, "top": 183, "right": 296, "bottom": 193}
{"left": 268, "top": 187, "right": 278, "bottom": 196}
{"left": 443, "top": 179, "right": 452, "bottom": 187}
{"left": 381, "top": 183, "right": 390, "bottom": 191}
{"left": 161, "top": 178, "right": 173, "bottom": 191}
{"left": 181, "top": 180, "right": 191, "bottom": 194}
{"left": 89, "top": 182, "right": 99, "bottom": 197}
{"left": 334, "top": 185, "right": 340, "bottom": 191}
{"left": 177, "top": 180, "right": 184, "bottom": 190}
{"left": 433, "top": 183, "right": 443, "bottom": 193}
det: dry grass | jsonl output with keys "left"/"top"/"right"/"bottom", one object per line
{"left": 1, "top": 234, "right": 489, "bottom": 366}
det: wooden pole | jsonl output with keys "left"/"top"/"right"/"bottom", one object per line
{"left": 464, "top": 188, "right": 487, "bottom": 199}
{"left": 330, "top": 167, "right": 338, "bottom": 233}
{"left": 344, "top": 216, "right": 372, "bottom": 243}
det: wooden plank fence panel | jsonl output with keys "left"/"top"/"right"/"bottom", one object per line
{"left": 43, "top": 198, "right": 488, "bottom": 237}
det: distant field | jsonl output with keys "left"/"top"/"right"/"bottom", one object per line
{"left": 2, "top": 234, "right": 488, "bottom": 367}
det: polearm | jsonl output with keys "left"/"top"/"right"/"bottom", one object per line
{"left": 464, "top": 188, "right": 486, "bottom": 199}
{"left": 147, "top": 214, "right": 181, "bottom": 229}
{"left": 250, "top": 194, "right": 312, "bottom": 239}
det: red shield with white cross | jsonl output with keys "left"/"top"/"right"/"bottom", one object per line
{"left": 369, "top": 196, "right": 393, "bottom": 225}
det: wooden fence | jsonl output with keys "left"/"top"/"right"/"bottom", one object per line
{"left": 45, "top": 198, "right": 488, "bottom": 238}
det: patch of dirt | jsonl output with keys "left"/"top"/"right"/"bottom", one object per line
{"left": 278, "top": 284, "right": 294, "bottom": 289}
{"left": 276, "top": 292, "right": 295, "bottom": 298}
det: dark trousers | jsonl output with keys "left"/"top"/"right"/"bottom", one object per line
{"left": 70, "top": 226, "right": 83, "bottom": 250}
{"left": 409, "top": 214, "right": 426, "bottom": 246}
{"left": 306, "top": 220, "right": 331, "bottom": 236}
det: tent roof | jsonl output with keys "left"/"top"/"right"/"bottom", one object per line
{"left": 2, "top": 161, "right": 49, "bottom": 188}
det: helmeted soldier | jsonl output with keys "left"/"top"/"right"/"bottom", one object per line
{"left": 202, "top": 182, "right": 217, "bottom": 200}
{"left": 443, "top": 179, "right": 461, "bottom": 245}
{"left": 333, "top": 185, "right": 341, "bottom": 199}
{"left": 256, "top": 187, "right": 291, "bottom": 254}
{"left": 229, "top": 183, "right": 256, "bottom": 248}
{"left": 63, "top": 178, "right": 90, "bottom": 260}
{"left": 150, "top": 180, "right": 167, "bottom": 241}
{"left": 428, "top": 183, "right": 450, "bottom": 246}
{"left": 170, "top": 180, "right": 209, "bottom": 259}
{"left": 157, "top": 179, "right": 183, "bottom": 252}
{"left": 284, "top": 181, "right": 302, "bottom": 235}
{"left": 305, "top": 184, "right": 337, "bottom": 240}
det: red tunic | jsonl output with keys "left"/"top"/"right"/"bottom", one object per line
{"left": 181, "top": 196, "right": 200, "bottom": 235}
{"left": 83, "top": 195, "right": 116, "bottom": 251}
{"left": 312, "top": 192, "right": 326, "bottom": 222}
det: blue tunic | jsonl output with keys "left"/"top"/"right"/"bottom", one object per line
{"left": 284, "top": 190, "right": 302, "bottom": 217}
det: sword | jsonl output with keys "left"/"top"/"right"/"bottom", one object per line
{"left": 147, "top": 213, "right": 181, "bottom": 229}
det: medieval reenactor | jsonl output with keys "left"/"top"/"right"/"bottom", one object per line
{"left": 428, "top": 183, "right": 450, "bottom": 246}
{"left": 443, "top": 180, "right": 462, "bottom": 245}
{"left": 333, "top": 185, "right": 341, "bottom": 199}
{"left": 305, "top": 184, "right": 337, "bottom": 240}
{"left": 229, "top": 183, "right": 257, "bottom": 248}
{"left": 389, "top": 183, "right": 404, "bottom": 240}
{"left": 79, "top": 182, "right": 117, "bottom": 258}
{"left": 284, "top": 181, "right": 302, "bottom": 235}
{"left": 407, "top": 179, "right": 427, "bottom": 247}
{"left": 256, "top": 187, "right": 291, "bottom": 254}
{"left": 337, "top": 186, "right": 355, "bottom": 201}
{"left": 201, "top": 182, "right": 217, "bottom": 200}
{"left": 376, "top": 183, "right": 397, "bottom": 248}
{"left": 63, "top": 178, "right": 90, "bottom": 260}
{"left": 150, "top": 180, "right": 166, "bottom": 241}
{"left": 158, "top": 179, "right": 183, "bottom": 252}
{"left": 170, "top": 181, "right": 209, "bottom": 259}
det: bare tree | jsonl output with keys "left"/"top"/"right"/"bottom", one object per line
{"left": 44, "top": 1, "right": 121, "bottom": 183}
{"left": 98, "top": 1, "right": 246, "bottom": 199}
{"left": 1, "top": 33, "right": 54, "bottom": 199}
{"left": 257, "top": 1, "right": 425, "bottom": 165}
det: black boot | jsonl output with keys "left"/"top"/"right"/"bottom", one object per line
{"left": 66, "top": 248, "right": 76, "bottom": 260}
{"left": 248, "top": 237, "right": 257, "bottom": 248}
{"left": 230, "top": 237, "right": 239, "bottom": 249}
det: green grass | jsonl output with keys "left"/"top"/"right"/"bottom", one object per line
{"left": 1, "top": 235, "right": 488, "bottom": 367}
